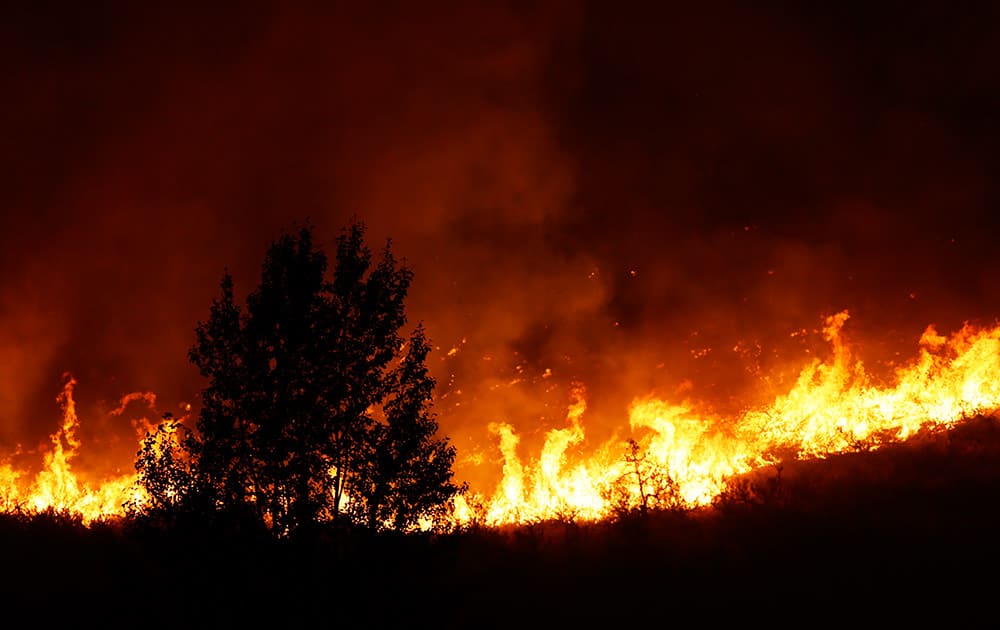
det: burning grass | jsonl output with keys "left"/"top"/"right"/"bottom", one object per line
{"left": 4, "top": 309, "right": 1000, "bottom": 539}
{"left": 4, "top": 413, "right": 1000, "bottom": 624}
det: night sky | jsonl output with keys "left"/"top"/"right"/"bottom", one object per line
{"left": 3, "top": 1, "right": 1000, "bottom": 488}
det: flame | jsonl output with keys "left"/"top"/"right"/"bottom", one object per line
{"left": 480, "top": 384, "right": 611, "bottom": 524}
{"left": 460, "top": 311, "right": 1000, "bottom": 526}
{"left": 6, "top": 310, "right": 1000, "bottom": 531}
{"left": 0, "top": 375, "right": 145, "bottom": 523}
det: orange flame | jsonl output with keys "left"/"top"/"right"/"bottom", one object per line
{"left": 5, "top": 310, "right": 1000, "bottom": 530}
{"left": 458, "top": 311, "right": 1000, "bottom": 526}
{"left": 0, "top": 375, "right": 145, "bottom": 522}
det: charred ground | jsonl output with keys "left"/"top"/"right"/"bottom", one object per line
{"left": 3, "top": 413, "right": 999, "bottom": 626}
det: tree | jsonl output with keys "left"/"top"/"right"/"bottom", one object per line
{"left": 127, "top": 414, "right": 198, "bottom": 517}
{"left": 604, "top": 439, "right": 683, "bottom": 518}
{"left": 185, "top": 273, "right": 254, "bottom": 520}
{"left": 348, "top": 325, "right": 469, "bottom": 531}
{"left": 136, "top": 220, "right": 463, "bottom": 536}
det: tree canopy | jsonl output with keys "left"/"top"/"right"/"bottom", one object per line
{"left": 133, "top": 220, "right": 464, "bottom": 536}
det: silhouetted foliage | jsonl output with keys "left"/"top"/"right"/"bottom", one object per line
{"left": 712, "top": 463, "right": 785, "bottom": 513}
{"left": 133, "top": 220, "right": 462, "bottom": 536}
{"left": 348, "top": 325, "right": 468, "bottom": 531}
{"left": 604, "top": 438, "right": 683, "bottom": 519}
{"left": 12, "top": 414, "right": 1000, "bottom": 625}
{"left": 127, "top": 413, "right": 199, "bottom": 519}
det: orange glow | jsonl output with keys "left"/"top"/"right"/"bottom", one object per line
{"left": 4, "top": 311, "right": 1000, "bottom": 529}
{"left": 457, "top": 311, "right": 1000, "bottom": 526}
{"left": 0, "top": 375, "right": 146, "bottom": 523}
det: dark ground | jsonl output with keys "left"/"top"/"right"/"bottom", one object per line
{"left": 4, "top": 415, "right": 1000, "bottom": 627}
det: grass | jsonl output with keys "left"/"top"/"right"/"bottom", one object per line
{"left": 3, "top": 414, "right": 1000, "bottom": 626}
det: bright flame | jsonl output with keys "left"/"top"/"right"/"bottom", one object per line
{"left": 460, "top": 311, "right": 1000, "bottom": 527}
{"left": 6, "top": 310, "right": 1000, "bottom": 530}
{"left": 0, "top": 375, "right": 146, "bottom": 523}
{"left": 481, "top": 384, "right": 608, "bottom": 523}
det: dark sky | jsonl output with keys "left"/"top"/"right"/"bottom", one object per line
{"left": 2, "top": 1, "right": 1000, "bottom": 487}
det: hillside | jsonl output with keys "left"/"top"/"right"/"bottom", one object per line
{"left": 3, "top": 414, "right": 999, "bottom": 626}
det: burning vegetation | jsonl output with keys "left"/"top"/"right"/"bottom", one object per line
{"left": 0, "top": 376, "right": 144, "bottom": 520}
{"left": 4, "top": 219, "right": 1000, "bottom": 624}
{"left": 3, "top": 285, "right": 999, "bottom": 531}
{"left": 454, "top": 308, "right": 1000, "bottom": 526}
{"left": 6, "top": 3, "right": 1000, "bottom": 623}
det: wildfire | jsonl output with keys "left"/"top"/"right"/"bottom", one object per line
{"left": 0, "top": 375, "right": 147, "bottom": 523}
{"left": 456, "top": 311, "right": 1000, "bottom": 527}
{"left": 4, "top": 310, "right": 1000, "bottom": 530}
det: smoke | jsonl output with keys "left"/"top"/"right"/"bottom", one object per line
{"left": 2, "top": 1, "right": 999, "bottom": 490}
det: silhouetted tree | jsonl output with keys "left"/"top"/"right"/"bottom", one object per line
{"left": 135, "top": 220, "right": 463, "bottom": 536}
{"left": 605, "top": 439, "right": 683, "bottom": 518}
{"left": 186, "top": 273, "right": 255, "bottom": 519}
{"left": 348, "top": 325, "right": 468, "bottom": 531}
{"left": 127, "top": 414, "right": 198, "bottom": 518}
